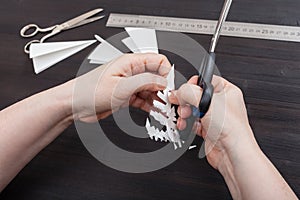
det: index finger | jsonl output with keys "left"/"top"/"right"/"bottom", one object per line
{"left": 186, "top": 75, "right": 228, "bottom": 93}
{"left": 131, "top": 53, "right": 172, "bottom": 76}
{"left": 112, "top": 53, "right": 172, "bottom": 77}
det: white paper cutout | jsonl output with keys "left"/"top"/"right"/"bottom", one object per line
{"left": 153, "top": 101, "right": 167, "bottom": 113}
{"left": 165, "top": 65, "right": 175, "bottom": 90}
{"left": 188, "top": 145, "right": 197, "bottom": 150}
{"left": 29, "top": 40, "right": 96, "bottom": 74}
{"left": 146, "top": 65, "right": 183, "bottom": 150}
{"left": 88, "top": 35, "right": 123, "bottom": 64}
{"left": 145, "top": 119, "right": 169, "bottom": 142}
{"left": 125, "top": 27, "right": 158, "bottom": 53}
{"left": 122, "top": 37, "right": 142, "bottom": 53}
{"left": 149, "top": 110, "right": 167, "bottom": 126}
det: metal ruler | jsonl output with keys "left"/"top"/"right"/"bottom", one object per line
{"left": 106, "top": 13, "right": 300, "bottom": 43}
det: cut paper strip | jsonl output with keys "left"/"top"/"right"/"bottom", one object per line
{"left": 156, "top": 64, "right": 175, "bottom": 102}
{"left": 166, "top": 65, "right": 175, "bottom": 90}
{"left": 89, "top": 60, "right": 107, "bottom": 65}
{"left": 30, "top": 40, "right": 96, "bottom": 74}
{"left": 88, "top": 35, "right": 123, "bottom": 64}
{"left": 122, "top": 37, "right": 142, "bottom": 53}
{"left": 125, "top": 27, "right": 158, "bottom": 53}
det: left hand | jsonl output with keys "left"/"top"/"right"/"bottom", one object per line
{"left": 70, "top": 53, "right": 172, "bottom": 123}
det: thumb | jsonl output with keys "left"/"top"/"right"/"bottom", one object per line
{"left": 169, "top": 83, "right": 203, "bottom": 107}
{"left": 125, "top": 72, "right": 167, "bottom": 94}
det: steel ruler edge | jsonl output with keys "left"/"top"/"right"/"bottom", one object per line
{"left": 106, "top": 13, "right": 300, "bottom": 43}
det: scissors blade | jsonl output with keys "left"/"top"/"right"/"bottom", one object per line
{"left": 209, "top": 0, "right": 232, "bottom": 53}
{"left": 64, "top": 15, "right": 105, "bottom": 30}
{"left": 58, "top": 8, "right": 103, "bottom": 30}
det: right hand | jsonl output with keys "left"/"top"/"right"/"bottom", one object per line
{"left": 168, "top": 75, "right": 260, "bottom": 170}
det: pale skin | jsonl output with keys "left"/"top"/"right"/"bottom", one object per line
{"left": 169, "top": 75, "right": 298, "bottom": 200}
{"left": 0, "top": 54, "right": 297, "bottom": 199}
{"left": 0, "top": 53, "right": 170, "bottom": 191}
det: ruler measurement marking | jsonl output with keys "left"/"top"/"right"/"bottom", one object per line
{"left": 107, "top": 13, "right": 300, "bottom": 43}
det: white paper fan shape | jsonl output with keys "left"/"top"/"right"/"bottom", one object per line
{"left": 88, "top": 35, "right": 123, "bottom": 64}
{"left": 30, "top": 40, "right": 96, "bottom": 74}
{"left": 124, "top": 27, "right": 158, "bottom": 53}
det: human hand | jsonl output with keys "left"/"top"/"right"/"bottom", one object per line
{"left": 168, "top": 75, "right": 259, "bottom": 170}
{"left": 70, "top": 53, "right": 171, "bottom": 123}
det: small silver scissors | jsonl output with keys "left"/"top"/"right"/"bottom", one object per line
{"left": 20, "top": 8, "right": 105, "bottom": 54}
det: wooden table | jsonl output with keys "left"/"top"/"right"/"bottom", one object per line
{"left": 0, "top": 0, "right": 299, "bottom": 199}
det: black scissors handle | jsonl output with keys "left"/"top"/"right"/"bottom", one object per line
{"left": 179, "top": 53, "right": 215, "bottom": 139}
{"left": 179, "top": 0, "right": 232, "bottom": 145}
{"left": 196, "top": 52, "right": 215, "bottom": 118}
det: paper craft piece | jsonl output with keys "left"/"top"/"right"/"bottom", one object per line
{"left": 146, "top": 119, "right": 169, "bottom": 142}
{"left": 156, "top": 66, "right": 175, "bottom": 102}
{"left": 122, "top": 37, "right": 142, "bottom": 53}
{"left": 188, "top": 145, "right": 197, "bottom": 150}
{"left": 145, "top": 65, "right": 183, "bottom": 149}
{"left": 125, "top": 27, "right": 158, "bottom": 53}
{"left": 30, "top": 40, "right": 96, "bottom": 74}
{"left": 88, "top": 35, "right": 123, "bottom": 64}
{"left": 149, "top": 110, "right": 167, "bottom": 126}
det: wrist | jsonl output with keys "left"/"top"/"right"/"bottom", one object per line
{"left": 45, "top": 80, "right": 75, "bottom": 123}
{"left": 219, "top": 126, "right": 261, "bottom": 170}
{"left": 217, "top": 153, "right": 242, "bottom": 199}
{"left": 217, "top": 128, "right": 262, "bottom": 199}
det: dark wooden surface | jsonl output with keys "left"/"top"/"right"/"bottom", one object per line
{"left": 0, "top": 0, "right": 299, "bottom": 199}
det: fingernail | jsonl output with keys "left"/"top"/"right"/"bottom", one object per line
{"left": 168, "top": 91, "right": 176, "bottom": 102}
{"left": 169, "top": 90, "right": 175, "bottom": 98}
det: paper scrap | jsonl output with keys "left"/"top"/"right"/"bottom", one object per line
{"left": 30, "top": 40, "right": 96, "bottom": 74}
{"left": 88, "top": 35, "right": 123, "bottom": 64}
{"left": 188, "top": 145, "right": 197, "bottom": 150}
{"left": 125, "top": 27, "right": 158, "bottom": 54}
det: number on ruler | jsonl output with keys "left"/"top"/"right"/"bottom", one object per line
{"left": 107, "top": 14, "right": 300, "bottom": 43}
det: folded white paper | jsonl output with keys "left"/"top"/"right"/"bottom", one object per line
{"left": 30, "top": 40, "right": 96, "bottom": 74}
{"left": 122, "top": 37, "right": 142, "bottom": 53}
{"left": 88, "top": 35, "right": 123, "bottom": 64}
{"left": 125, "top": 27, "right": 158, "bottom": 54}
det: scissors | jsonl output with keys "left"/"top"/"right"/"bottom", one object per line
{"left": 20, "top": 8, "right": 105, "bottom": 54}
{"left": 179, "top": 0, "right": 232, "bottom": 142}
{"left": 194, "top": 0, "right": 232, "bottom": 118}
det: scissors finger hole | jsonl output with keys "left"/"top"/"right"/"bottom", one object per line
{"left": 20, "top": 24, "right": 39, "bottom": 37}
{"left": 24, "top": 40, "right": 40, "bottom": 54}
